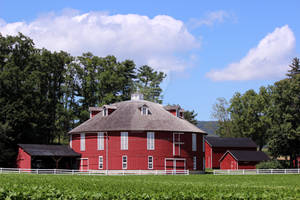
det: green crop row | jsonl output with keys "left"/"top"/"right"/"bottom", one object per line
{"left": 0, "top": 174, "right": 299, "bottom": 200}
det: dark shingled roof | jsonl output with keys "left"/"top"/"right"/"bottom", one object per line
{"left": 220, "top": 150, "right": 270, "bottom": 162}
{"left": 18, "top": 144, "right": 80, "bottom": 157}
{"left": 205, "top": 137, "right": 257, "bottom": 148}
{"left": 69, "top": 100, "right": 205, "bottom": 134}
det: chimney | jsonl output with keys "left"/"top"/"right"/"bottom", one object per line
{"left": 131, "top": 92, "right": 144, "bottom": 101}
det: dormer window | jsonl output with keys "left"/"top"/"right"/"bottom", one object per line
{"left": 103, "top": 107, "right": 108, "bottom": 116}
{"left": 141, "top": 105, "right": 151, "bottom": 115}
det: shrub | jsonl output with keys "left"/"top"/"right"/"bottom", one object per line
{"left": 256, "top": 160, "right": 284, "bottom": 169}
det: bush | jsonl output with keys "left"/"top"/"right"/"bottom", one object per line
{"left": 256, "top": 160, "right": 284, "bottom": 169}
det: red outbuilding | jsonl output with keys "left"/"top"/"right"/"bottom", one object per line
{"left": 16, "top": 144, "right": 80, "bottom": 169}
{"left": 219, "top": 150, "right": 270, "bottom": 170}
{"left": 205, "top": 137, "right": 257, "bottom": 169}
{"left": 69, "top": 93, "right": 206, "bottom": 173}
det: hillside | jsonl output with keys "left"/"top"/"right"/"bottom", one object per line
{"left": 197, "top": 121, "right": 219, "bottom": 137}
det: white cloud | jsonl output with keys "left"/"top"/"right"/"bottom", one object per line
{"left": 189, "top": 11, "right": 232, "bottom": 28}
{"left": 0, "top": 10, "right": 199, "bottom": 72}
{"left": 206, "top": 25, "right": 296, "bottom": 81}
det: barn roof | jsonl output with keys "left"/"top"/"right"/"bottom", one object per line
{"left": 69, "top": 100, "right": 205, "bottom": 134}
{"left": 220, "top": 150, "right": 270, "bottom": 162}
{"left": 18, "top": 144, "right": 80, "bottom": 157}
{"left": 205, "top": 137, "right": 257, "bottom": 148}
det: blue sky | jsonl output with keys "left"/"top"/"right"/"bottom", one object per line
{"left": 1, "top": 0, "right": 299, "bottom": 120}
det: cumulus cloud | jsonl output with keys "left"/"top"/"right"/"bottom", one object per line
{"left": 0, "top": 10, "right": 199, "bottom": 72}
{"left": 189, "top": 10, "right": 232, "bottom": 28}
{"left": 206, "top": 25, "right": 296, "bottom": 81}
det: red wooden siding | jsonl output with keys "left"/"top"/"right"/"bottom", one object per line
{"left": 205, "top": 141, "right": 212, "bottom": 168}
{"left": 71, "top": 131, "right": 204, "bottom": 171}
{"left": 220, "top": 153, "right": 238, "bottom": 170}
{"left": 16, "top": 147, "right": 31, "bottom": 169}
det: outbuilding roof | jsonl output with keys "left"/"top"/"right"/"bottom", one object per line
{"left": 205, "top": 137, "right": 257, "bottom": 148}
{"left": 18, "top": 144, "right": 80, "bottom": 157}
{"left": 220, "top": 150, "right": 270, "bottom": 162}
{"left": 69, "top": 100, "right": 205, "bottom": 134}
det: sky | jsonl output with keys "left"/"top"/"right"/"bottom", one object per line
{"left": 0, "top": 0, "right": 299, "bottom": 120}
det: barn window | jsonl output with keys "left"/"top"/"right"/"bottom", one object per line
{"left": 148, "top": 156, "right": 153, "bottom": 169}
{"left": 122, "top": 155, "right": 127, "bottom": 169}
{"left": 80, "top": 133, "right": 85, "bottom": 151}
{"left": 192, "top": 133, "right": 197, "bottom": 151}
{"left": 98, "top": 156, "right": 103, "bottom": 169}
{"left": 141, "top": 105, "right": 151, "bottom": 115}
{"left": 193, "top": 156, "right": 197, "bottom": 170}
{"left": 121, "top": 132, "right": 128, "bottom": 150}
{"left": 97, "top": 132, "right": 104, "bottom": 150}
{"left": 202, "top": 137, "right": 205, "bottom": 152}
{"left": 147, "top": 132, "right": 155, "bottom": 150}
{"left": 103, "top": 108, "right": 108, "bottom": 116}
{"left": 69, "top": 134, "right": 72, "bottom": 148}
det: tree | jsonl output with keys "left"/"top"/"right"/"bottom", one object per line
{"left": 286, "top": 57, "right": 300, "bottom": 78}
{"left": 136, "top": 65, "right": 166, "bottom": 103}
{"left": 183, "top": 110, "right": 198, "bottom": 125}
{"left": 211, "top": 97, "right": 232, "bottom": 137}
{"left": 267, "top": 76, "right": 300, "bottom": 167}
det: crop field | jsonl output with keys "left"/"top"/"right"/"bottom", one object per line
{"left": 0, "top": 174, "right": 299, "bottom": 199}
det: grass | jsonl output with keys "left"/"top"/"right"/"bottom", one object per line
{"left": 0, "top": 173, "right": 299, "bottom": 199}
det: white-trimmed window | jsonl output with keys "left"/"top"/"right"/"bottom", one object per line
{"left": 147, "top": 132, "right": 155, "bottom": 150}
{"left": 69, "top": 134, "right": 72, "bottom": 148}
{"left": 80, "top": 133, "right": 85, "bottom": 151}
{"left": 203, "top": 137, "right": 205, "bottom": 152}
{"left": 148, "top": 156, "right": 153, "bottom": 169}
{"left": 141, "top": 105, "right": 150, "bottom": 115}
{"left": 193, "top": 156, "right": 197, "bottom": 170}
{"left": 121, "top": 132, "right": 128, "bottom": 150}
{"left": 192, "top": 133, "right": 197, "bottom": 151}
{"left": 97, "top": 132, "right": 104, "bottom": 150}
{"left": 122, "top": 155, "right": 127, "bottom": 169}
{"left": 103, "top": 108, "right": 108, "bottom": 116}
{"left": 98, "top": 156, "right": 103, "bottom": 169}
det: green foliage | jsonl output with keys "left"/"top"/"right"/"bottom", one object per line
{"left": 0, "top": 174, "right": 299, "bottom": 199}
{"left": 136, "top": 65, "right": 166, "bottom": 103}
{"left": 0, "top": 34, "right": 166, "bottom": 166}
{"left": 183, "top": 110, "right": 198, "bottom": 125}
{"left": 256, "top": 160, "right": 284, "bottom": 169}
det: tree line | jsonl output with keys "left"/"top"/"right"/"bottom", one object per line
{"left": 212, "top": 58, "right": 300, "bottom": 167}
{"left": 0, "top": 33, "right": 166, "bottom": 167}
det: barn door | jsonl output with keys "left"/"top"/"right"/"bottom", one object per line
{"left": 175, "top": 160, "right": 185, "bottom": 171}
{"left": 79, "top": 158, "right": 89, "bottom": 171}
{"left": 165, "top": 159, "right": 174, "bottom": 171}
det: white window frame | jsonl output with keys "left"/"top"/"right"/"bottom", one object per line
{"left": 98, "top": 156, "right": 103, "bottom": 169}
{"left": 148, "top": 156, "right": 153, "bottom": 169}
{"left": 80, "top": 133, "right": 85, "bottom": 151}
{"left": 141, "top": 106, "right": 149, "bottom": 115}
{"left": 193, "top": 156, "right": 197, "bottom": 170}
{"left": 192, "top": 133, "right": 197, "bottom": 151}
{"left": 173, "top": 133, "right": 184, "bottom": 156}
{"left": 147, "top": 132, "right": 155, "bottom": 150}
{"left": 122, "top": 155, "right": 127, "bottom": 169}
{"left": 103, "top": 108, "right": 108, "bottom": 116}
{"left": 121, "top": 132, "right": 128, "bottom": 150}
{"left": 69, "top": 134, "right": 72, "bottom": 148}
{"left": 203, "top": 137, "right": 205, "bottom": 152}
{"left": 97, "top": 132, "right": 104, "bottom": 150}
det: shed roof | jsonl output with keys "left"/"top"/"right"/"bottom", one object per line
{"left": 18, "top": 144, "right": 80, "bottom": 157}
{"left": 70, "top": 100, "right": 205, "bottom": 134}
{"left": 220, "top": 150, "right": 270, "bottom": 162}
{"left": 205, "top": 137, "right": 257, "bottom": 148}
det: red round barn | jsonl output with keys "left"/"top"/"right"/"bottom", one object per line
{"left": 69, "top": 93, "right": 206, "bottom": 172}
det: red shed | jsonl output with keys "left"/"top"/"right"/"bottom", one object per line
{"left": 16, "top": 144, "right": 80, "bottom": 169}
{"left": 205, "top": 137, "right": 257, "bottom": 169}
{"left": 219, "top": 150, "right": 270, "bottom": 170}
{"left": 69, "top": 93, "right": 206, "bottom": 173}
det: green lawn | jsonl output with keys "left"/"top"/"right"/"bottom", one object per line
{"left": 0, "top": 174, "right": 299, "bottom": 199}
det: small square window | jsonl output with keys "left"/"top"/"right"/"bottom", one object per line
{"left": 122, "top": 155, "right": 127, "bottom": 169}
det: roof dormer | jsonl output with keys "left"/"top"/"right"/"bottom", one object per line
{"left": 140, "top": 104, "right": 151, "bottom": 115}
{"left": 164, "top": 105, "right": 185, "bottom": 119}
{"left": 102, "top": 105, "right": 117, "bottom": 117}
